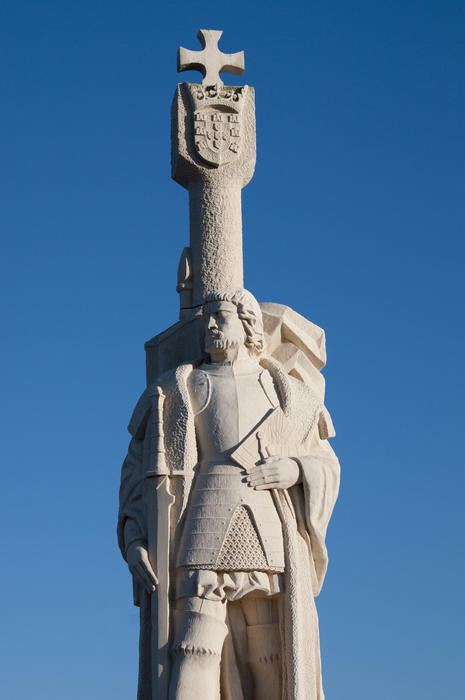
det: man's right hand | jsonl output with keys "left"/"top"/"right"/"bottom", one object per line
{"left": 126, "top": 543, "right": 158, "bottom": 594}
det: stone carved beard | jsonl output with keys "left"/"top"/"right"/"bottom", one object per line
{"left": 204, "top": 329, "right": 245, "bottom": 354}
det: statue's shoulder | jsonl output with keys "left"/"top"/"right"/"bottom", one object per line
{"left": 261, "top": 356, "right": 335, "bottom": 440}
{"left": 262, "top": 355, "right": 319, "bottom": 402}
{"left": 127, "top": 386, "right": 151, "bottom": 439}
{"left": 127, "top": 362, "right": 197, "bottom": 439}
{"left": 186, "top": 363, "right": 210, "bottom": 415}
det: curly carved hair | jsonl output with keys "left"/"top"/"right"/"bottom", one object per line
{"left": 203, "top": 288, "right": 265, "bottom": 356}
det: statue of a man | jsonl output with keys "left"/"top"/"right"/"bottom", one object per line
{"left": 118, "top": 287, "right": 340, "bottom": 700}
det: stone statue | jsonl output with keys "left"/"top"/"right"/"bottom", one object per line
{"left": 117, "top": 30, "right": 340, "bottom": 700}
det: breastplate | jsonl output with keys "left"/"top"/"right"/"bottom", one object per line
{"left": 193, "top": 362, "right": 277, "bottom": 458}
{"left": 176, "top": 361, "right": 285, "bottom": 572}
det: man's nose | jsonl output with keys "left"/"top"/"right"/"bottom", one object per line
{"left": 207, "top": 315, "right": 217, "bottom": 329}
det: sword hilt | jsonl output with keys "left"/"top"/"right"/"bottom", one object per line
{"left": 145, "top": 386, "right": 168, "bottom": 477}
{"left": 256, "top": 430, "right": 272, "bottom": 463}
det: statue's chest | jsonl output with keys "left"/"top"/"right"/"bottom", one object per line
{"left": 194, "top": 367, "right": 277, "bottom": 458}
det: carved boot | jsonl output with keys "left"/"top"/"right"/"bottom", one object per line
{"left": 169, "top": 608, "right": 229, "bottom": 700}
{"left": 247, "top": 623, "right": 282, "bottom": 700}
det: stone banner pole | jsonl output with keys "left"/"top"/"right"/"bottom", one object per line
{"left": 172, "top": 30, "right": 256, "bottom": 308}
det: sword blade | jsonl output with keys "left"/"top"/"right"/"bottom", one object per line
{"left": 146, "top": 474, "right": 175, "bottom": 700}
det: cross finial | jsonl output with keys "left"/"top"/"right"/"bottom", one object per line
{"left": 178, "top": 29, "right": 245, "bottom": 87}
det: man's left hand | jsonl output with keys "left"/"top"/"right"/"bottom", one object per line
{"left": 246, "top": 456, "right": 300, "bottom": 490}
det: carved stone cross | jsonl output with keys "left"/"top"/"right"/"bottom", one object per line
{"left": 178, "top": 29, "right": 245, "bottom": 87}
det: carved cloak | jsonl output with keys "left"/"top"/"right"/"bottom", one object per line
{"left": 118, "top": 358, "right": 340, "bottom": 700}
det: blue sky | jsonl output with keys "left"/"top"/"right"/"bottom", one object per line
{"left": 1, "top": 1, "right": 464, "bottom": 698}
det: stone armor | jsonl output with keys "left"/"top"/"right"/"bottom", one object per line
{"left": 176, "top": 359, "right": 286, "bottom": 572}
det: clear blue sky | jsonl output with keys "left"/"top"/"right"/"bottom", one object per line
{"left": 1, "top": 1, "right": 463, "bottom": 698}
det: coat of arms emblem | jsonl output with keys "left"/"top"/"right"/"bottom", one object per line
{"left": 194, "top": 109, "right": 241, "bottom": 167}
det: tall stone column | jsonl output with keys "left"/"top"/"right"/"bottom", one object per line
{"left": 171, "top": 80, "right": 256, "bottom": 307}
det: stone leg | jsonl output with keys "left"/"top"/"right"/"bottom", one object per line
{"left": 240, "top": 595, "right": 282, "bottom": 700}
{"left": 169, "top": 597, "right": 229, "bottom": 700}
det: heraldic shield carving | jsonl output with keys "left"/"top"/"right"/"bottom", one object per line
{"left": 194, "top": 108, "right": 241, "bottom": 166}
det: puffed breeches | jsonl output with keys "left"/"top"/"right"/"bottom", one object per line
{"left": 169, "top": 569, "right": 284, "bottom": 700}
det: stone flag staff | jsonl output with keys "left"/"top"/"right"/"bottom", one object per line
{"left": 118, "top": 29, "right": 340, "bottom": 700}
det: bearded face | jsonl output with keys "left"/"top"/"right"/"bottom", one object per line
{"left": 203, "top": 300, "right": 247, "bottom": 355}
